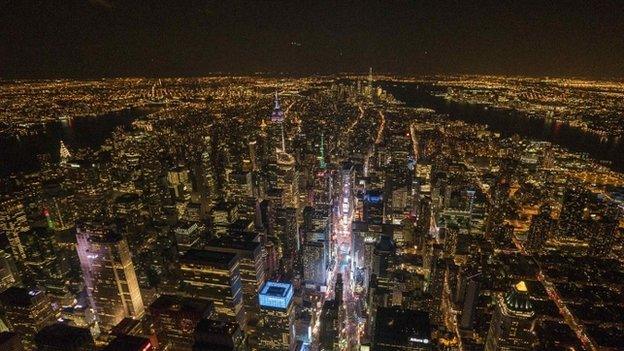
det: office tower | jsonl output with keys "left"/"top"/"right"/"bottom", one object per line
{"left": 372, "top": 235, "right": 395, "bottom": 278}
{"left": 485, "top": 281, "right": 536, "bottom": 351}
{"left": 425, "top": 253, "right": 445, "bottom": 326}
{"left": 204, "top": 236, "right": 266, "bottom": 324}
{"left": 372, "top": 307, "right": 432, "bottom": 351}
{"left": 76, "top": 222, "right": 145, "bottom": 330}
{"left": 304, "top": 205, "right": 332, "bottom": 274}
{"left": 167, "top": 165, "right": 193, "bottom": 201}
{"left": 0, "top": 198, "right": 29, "bottom": 260}
{"left": 227, "top": 170, "right": 256, "bottom": 219}
{"left": 0, "top": 287, "right": 56, "bottom": 350}
{"left": 173, "top": 222, "right": 203, "bottom": 253}
{"left": 302, "top": 241, "right": 327, "bottom": 287}
{"left": 256, "top": 281, "right": 296, "bottom": 350}
{"left": 363, "top": 190, "right": 384, "bottom": 225}
{"left": 20, "top": 226, "right": 71, "bottom": 302}
{"left": 319, "top": 300, "right": 339, "bottom": 351}
{"left": 276, "top": 207, "right": 299, "bottom": 278}
{"left": 312, "top": 170, "right": 333, "bottom": 206}
{"left": 192, "top": 319, "right": 245, "bottom": 351}
{"left": 459, "top": 274, "right": 481, "bottom": 330}
{"left": 178, "top": 249, "right": 246, "bottom": 330}
{"left": 102, "top": 335, "right": 154, "bottom": 351}
{"left": 148, "top": 295, "right": 213, "bottom": 351}
{"left": 0, "top": 332, "right": 24, "bottom": 351}
{"left": 525, "top": 204, "right": 553, "bottom": 252}
{"left": 0, "top": 249, "right": 18, "bottom": 290}
{"left": 110, "top": 317, "right": 150, "bottom": 340}
{"left": 415, "top": 197, "right": 431, "bottom": 249}
{"left": 557, "top": 187, "right": 591, "bottom": 240}
{"left": 34, "top": 323, "right": 95, "bottom": 351}
{"left": 211, "top": 202, "right": 239, "bottom": 236}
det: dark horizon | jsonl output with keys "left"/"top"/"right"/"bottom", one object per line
{"left": 2, "top": 1, "right": 624, "bottom": 79}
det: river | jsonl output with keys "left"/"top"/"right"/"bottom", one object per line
{"left": 0, "top": 107, "right": 149, "bottom": 176}
{"left": 383, "top": 82, "right": 624, "bottom": 172}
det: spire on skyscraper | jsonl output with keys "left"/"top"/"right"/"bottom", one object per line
{"left": 271, "top": 91, "right": 285, "bottom": 123}
{"left": 318, "top": 132, "right": 327, "bottom": 169}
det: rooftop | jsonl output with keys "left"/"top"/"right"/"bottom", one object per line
{"left": 374, "top": 307, "right": 431, "bottom": 347}
{"left": 180, "top": 249, "right": 238, "bottom": 268}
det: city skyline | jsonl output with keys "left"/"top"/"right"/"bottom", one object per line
{"left": 1, "top": 2, "right": 624, "bottom": 351}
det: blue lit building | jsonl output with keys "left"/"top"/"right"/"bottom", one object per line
{"left": 259, "top": 281, "right": 294, "bottom": 310}
{"left": 256, "top": 281, "right": 296, "bottom": 350}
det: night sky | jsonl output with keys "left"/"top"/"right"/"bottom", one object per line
{"left": 1, "top": 0, "right": 623, "bottom": 78}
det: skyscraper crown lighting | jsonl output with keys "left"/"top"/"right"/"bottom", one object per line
{"left": 258, "top": 281, "right": 293, "bottom": 310}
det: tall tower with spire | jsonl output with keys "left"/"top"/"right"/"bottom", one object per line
{"left": 59, "top": 140, "right": 71, "bottom": 164}
{"left": 271, "top": 91, "right": 285, "bottom": 123}
{"left": 318, "top": 132, "right": 327, "bottom": 169}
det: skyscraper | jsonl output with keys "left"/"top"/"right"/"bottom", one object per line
{"left": 148, "top": 295, "right": 213, "bottom": 351}
{"left": 0, "top": 198, "right": 30, "bottom": 261}
{"left": 319, "top": 300, "right": 339, "bottom": 351}
{"left": 204, "top": 236, "right": 266, "bottom": 324}
{"left": 256, "top": 281, "right": 296, "bottom": 350}
{"left": 0, "top": 287, "right": 56, "bottom": 350}
{"left": 76, "top": 222, "right": 145, "bottom": 330}
{"left": 485, "top": 281, "right": 536, "bottom": 351}
{"left": 0, "top": 249, "right": 18, "bottom": 290}
{"left": 34, "top": 323, "right": 95, "bottom": 351}
{"left": 302, "top": 241, "right": 327, "bottom": 287}
{"left": 372, "top": 307, "right": 432, "bottom": 351}
{"left": 178, "top": 249, "right": 246, "bottom": 331}
{"left": 192, "top": 318, "right": 245, "bottom": 351}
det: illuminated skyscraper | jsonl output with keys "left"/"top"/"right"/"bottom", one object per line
{"left": 178, "top": 249, "right": 246, "bottom": 331}
{"left": 0, "top": 198, "right": 30, "bottom": 261}
{"left": 276, "top": 207, "right": 299, "bottom": 278}
{"left": 204, "top": 236, "right": 266, "bottom": 324}
{"left": 302, "top": 241, "right": 327, "bottom": 287}
{"left": 485, "top": 281, "right": 536, "bottom": 351}
{"left": 270, "top": 91, "right": 285, "bottom": 123}
{"left": 0, "top": 287, "right": 57, "bottom": 350}
{"left": 525, "top": 204, "right": 553, "bottom": 252}
{"left": 76, "top": 222, "right": 145, "bottom": 331}
{"left": 318, "top": 132, "right": 327, "bottom": 170}
{"left": 0, "top": 249, "right": 18, "bottom": 290}
{"left": 256, "top": 281, "right": 296, "bottom": 350}
{"left": 20, "top": 226, "right": 71, "bottom": 303}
